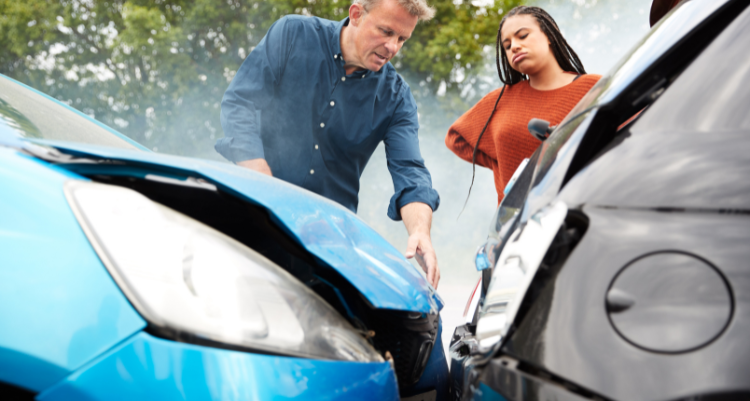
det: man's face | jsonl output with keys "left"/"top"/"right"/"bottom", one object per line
{"left": 349, "top": 0, "right": 419, "bottom": 71}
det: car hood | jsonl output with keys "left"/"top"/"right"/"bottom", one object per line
{"left": 22, "top": 138, "right": 442, "bottom": 314}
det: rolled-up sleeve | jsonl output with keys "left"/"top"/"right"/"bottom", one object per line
{"left": 216, "top": 18, "right": 294, "bottom": 163}
{"left": 385, "top": 85, "right": 440, "bottom": 221}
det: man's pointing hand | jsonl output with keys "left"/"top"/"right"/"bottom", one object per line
{"left": 401, "top": 202, "right": 440, "bottom": 289}
{"left": 405, "top": 231, "right": 440, "bottom": 289}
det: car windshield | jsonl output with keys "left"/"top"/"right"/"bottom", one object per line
{"left": 553, "top": 0, "right": 729, "bottom": 132}
{"left": 632, "top": 11, "right": 750, "bottom": 134}
{"left": 0, "top": 75, "right": 141, "bottom": 150}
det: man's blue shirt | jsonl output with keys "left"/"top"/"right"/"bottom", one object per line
{"left": 216, "top": 15, "right": 439, "bottom": 220}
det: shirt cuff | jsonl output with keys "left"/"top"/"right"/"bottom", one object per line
{"left": 387, "top": 185, "right": 441, "bottom": 221}
{"left": 214, "top": 136, "right": 265, "bottom": 163}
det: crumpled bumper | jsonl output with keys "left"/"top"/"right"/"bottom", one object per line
{"left": 37, "top": 332, "right": 399, "bottom": 401}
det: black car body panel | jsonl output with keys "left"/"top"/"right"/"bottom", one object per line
{"left": 477, "top": 358, "right": 590, "bottom": 401}
{"left": 504, "top": 207, "right": 750, "bottom": 400}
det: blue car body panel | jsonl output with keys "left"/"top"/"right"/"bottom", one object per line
{"left": 31, "top": 139, "right": 443, "bottom": 314}
{"left": 0, "top": 148, "right": 147, "bottom": 392}
{"left": 37, "top": 332, "right": 399, "bottom": 401}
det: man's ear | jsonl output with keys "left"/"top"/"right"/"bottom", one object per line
{"left": 349, "top": 3, "right": 365, "bottom": 26}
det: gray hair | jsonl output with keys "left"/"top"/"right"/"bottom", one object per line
{"left": 354, "top": 0, "right": 436, "bottom": 21}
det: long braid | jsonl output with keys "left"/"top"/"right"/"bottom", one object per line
{"left": 461, "top": 6, "right": 586, "bottom": 214}
{"left": 460, "top": 19, "right": 508, "bottom": 217}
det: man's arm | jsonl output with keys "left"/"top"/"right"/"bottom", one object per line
{"left": 383, "top": 84, "right": 441, "bottom": 288}
{"left": 216, "top": 18, "right": 294, "bottom": 173}
{"left": 401, "top": 202, "right": 440, "bottom": 289}
{"left": 237, "top": 159, "right": 273, "bottom": 176}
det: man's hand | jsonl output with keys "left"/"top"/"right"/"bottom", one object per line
{"left": 401, "top": 202, "right": 440, "bottom": 289}
{"left": 237, "top": 158, "right": 273, "bottom": 176}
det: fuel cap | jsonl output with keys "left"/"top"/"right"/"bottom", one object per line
{"left": 606, "top": 252, "right": 732, "bottom": 353}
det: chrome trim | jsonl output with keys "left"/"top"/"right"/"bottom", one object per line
{"left": 475, "top": 201, "right": 568, "bottom": 351}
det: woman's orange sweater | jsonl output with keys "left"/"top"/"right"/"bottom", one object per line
{"left": 445, "top": 75, "right": 601, "bottom": 204}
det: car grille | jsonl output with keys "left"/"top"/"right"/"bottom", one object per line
{"left": 370, "top": 311, "right": 439, "bottom": 387}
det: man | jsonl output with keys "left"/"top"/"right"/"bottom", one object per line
{"left": 216, "top": 0, "right": 442, "bottom": 288}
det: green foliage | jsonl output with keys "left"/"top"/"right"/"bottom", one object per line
{"left": 0, "top": 0, "right": 521, "bottom": 156}
{"left": 400, "top": 0, "right": 521, "bottom": 90}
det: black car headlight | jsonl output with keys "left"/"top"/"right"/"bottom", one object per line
{"left": 64, "top": 180, "right": 382, "bottom": 363}
{"left": 475, "top": 201, "right": 568, "bottom": 351}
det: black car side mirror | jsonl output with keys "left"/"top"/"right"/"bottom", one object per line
{"left": 528, "top": 118, "right": 556, "bottom": 141}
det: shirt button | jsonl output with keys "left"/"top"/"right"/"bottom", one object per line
{"left": 341, "top": 77, "right": 346, "bottom": 82}
{"left": 320, "top": 122, "right": 325, "bottom": 128}
{"left": 330, "top": 101, "right": 335, "bottom": 107}
{"left": 334, "top": 54, "right": 338, "bottom": 59}
{"left": 362, "top": 75, "right": 366, "bottom": 78}
{"left": 315, "top": 144, "right": 319, "bottom": 150}
{"left": 310, "top": 169, "right": 315, "bottom": 175}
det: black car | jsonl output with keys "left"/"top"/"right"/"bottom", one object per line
{"left": 450, "top": 0, "right": 750, "bottom": 399}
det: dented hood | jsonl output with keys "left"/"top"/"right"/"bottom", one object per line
{"left": 29, "top": 140, "right": 442, "bottom": 314}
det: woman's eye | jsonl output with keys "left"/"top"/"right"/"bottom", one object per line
{"left": 521, "top": 34, "right": 529, "bottom": 39}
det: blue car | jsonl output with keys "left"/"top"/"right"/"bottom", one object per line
{"left": 0, "top": 74, "right": 448, "bottom": 400}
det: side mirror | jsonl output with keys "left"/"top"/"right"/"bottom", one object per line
{"left": 528, "top": 118, "right": 556, "bottom": 141}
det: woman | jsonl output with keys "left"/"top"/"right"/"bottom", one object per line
{"left": 446, "top": 6, "right": 600, "bottom": 205}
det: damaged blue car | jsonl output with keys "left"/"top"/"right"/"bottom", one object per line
{"left": 0, "top": 74, "right": 448, "bottom": 401}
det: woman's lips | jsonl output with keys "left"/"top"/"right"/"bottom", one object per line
{"left": 512, "top": 52, "right": 527, "bottom": 64}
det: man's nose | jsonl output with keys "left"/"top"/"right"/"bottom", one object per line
{"left": 384, "top": 37, "right": 400, "bottom": 56}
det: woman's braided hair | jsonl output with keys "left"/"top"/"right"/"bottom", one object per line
{"left": 496, "top": 6, "right": 586, "bottom": 85}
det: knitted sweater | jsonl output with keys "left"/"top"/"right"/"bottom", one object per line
{"left": 445, "top": 74, "right": 601, "bottom": 205}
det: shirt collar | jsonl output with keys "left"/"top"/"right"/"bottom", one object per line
{"left": 330, "top": 17, "right": 349, "bottom": 61}
{"left": 330, "top": 17, "right": 380, "bottom": 76}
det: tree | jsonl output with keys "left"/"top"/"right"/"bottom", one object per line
{"left": 0, "top": 0, "right": 522, "bottom": 157}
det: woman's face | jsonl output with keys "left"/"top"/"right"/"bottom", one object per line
{"left": 500, "top": 14, "right": 555, "bottom": 76}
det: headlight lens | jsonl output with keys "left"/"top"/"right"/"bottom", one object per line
{"left": 64, "top": 180, "right": 382, "bottom": 362}
{"left": 475, "top": 201, "right": 568, "bottom": 351}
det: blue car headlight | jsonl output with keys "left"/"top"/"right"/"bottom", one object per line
{"left": 64, "top": 180, "right": 383, "bottom": 363}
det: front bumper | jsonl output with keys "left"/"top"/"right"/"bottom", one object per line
{"left": 37, "top": 332, "right": 399, "bottom": 401}
{"left": 458, "top": 357, "right": 588, "bottom": 401}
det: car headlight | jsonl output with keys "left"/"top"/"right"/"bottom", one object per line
{"left": 64, "top": 180, "right": 382, "bottom": 363}
{"left": 475, "top": 201, "right": 568, "bottom": 351}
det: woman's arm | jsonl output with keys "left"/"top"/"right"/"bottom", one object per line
{"left": 445, "top": 128, "right": 497, "bottom": 169}
{"left": 444, "top": 88, "right": 503, "bottom": 169}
